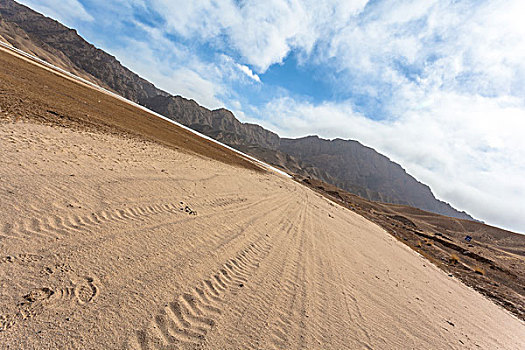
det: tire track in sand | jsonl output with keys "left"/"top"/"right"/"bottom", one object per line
{"left": 130, "top": 194, "right": 298, "bottom": 350}
{"left": 198, "top": 195, "right": 307, "bottom": 350}
{"left": 134, "top": 237, "right": 273, "bottom": 350}
{"left": 0, "top": 202, "right": 195, "bottom": 245}
{"left": 266, "top": 197, "right": 310, "bottom": 350}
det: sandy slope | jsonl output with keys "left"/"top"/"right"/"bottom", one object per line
{"left": 0, "top": 122, "right": 523, "bottom": 349}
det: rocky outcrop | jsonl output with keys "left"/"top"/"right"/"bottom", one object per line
{"left": 142, "top": 95, "right": 280, "bottom": 149}
{"left": 0, "top": 0, "right": 475, "bottom": 221}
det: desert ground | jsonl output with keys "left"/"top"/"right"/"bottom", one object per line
{"left": 299, "top": 177, "right": 525, "bottom": 321}
{"left": 0, "top": 47, "right": 524, "bottom": 349}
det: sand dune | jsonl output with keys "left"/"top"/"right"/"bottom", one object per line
{"left": 0, "top": 122, "right": 523, "bottom": 349}
{"left": 0, "top": 46, "right": 524, "bottom": 349}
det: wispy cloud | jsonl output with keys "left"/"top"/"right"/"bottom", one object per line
{"left": 236, "top": 64, "right": 261, "bottom": 83}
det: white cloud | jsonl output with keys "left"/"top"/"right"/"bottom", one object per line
{"left": 257, "top": 92, "right": 525, "bottom": 232}
{"left": 18, "top": 0, "right": 93, "bottom": 26}
{"left": 136, "top": 0, "right": 369, "bottom": 72}
{"left": 133, "top": 0, "right": 525, "bottom": 102}
{"left": 323, "top": 0, "right": 525, "bottom": 99}
{"left": 217, "top": 54, "right": 261, "bottom": 83}
{"left": 236, "top": 64, "right": 260, "bottom": 83}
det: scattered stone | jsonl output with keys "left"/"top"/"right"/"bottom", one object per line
{"left": 184, "top": 206, "right": 197, "bottom": 216}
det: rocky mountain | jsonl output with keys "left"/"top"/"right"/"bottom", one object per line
{"left": 142, "top": 95, "right": 280, "bottom": 150}
{"left": 0, "top": 16, "right": 105, "bottom": 85}
{"left": 280, "top": 136, "right": 473, "bottom": 218}
{"left": 0, "top": 0, "right": 474, "bottom": 221}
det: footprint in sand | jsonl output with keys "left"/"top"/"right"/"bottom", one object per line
{"left": 0, "top": 276, "right": 101, "bottom": 333}
{"left": 74, "top": 276, "right": 99, "bottom": 304}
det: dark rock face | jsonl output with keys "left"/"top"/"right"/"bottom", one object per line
{"left": 142, "top": 95, "right": 280, "bottom": 150}
{"left": 0, "top": 0, "right": 474, "bottom": 221}
{"left": 279, "top": 136, "right": 474, "bottom": 220}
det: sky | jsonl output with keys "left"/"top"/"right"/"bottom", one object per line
{"left": 17, "top": 0, "right": 525, "bottom": 233}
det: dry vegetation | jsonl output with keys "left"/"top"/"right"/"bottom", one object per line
{"left": 474, "top": 266, "right": 486, "bottom": 276}
{"left": 450, "top": 254, "right": 460, "bottom": 265}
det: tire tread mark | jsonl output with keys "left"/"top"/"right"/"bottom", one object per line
{"left": 135, "top": 235, "right": 273, "bottom": 349}
{"left": 0, "top": 201, "right": 193, "bottom": 245}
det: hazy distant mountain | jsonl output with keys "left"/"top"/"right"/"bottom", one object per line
{"left": 279, "top": 136, "right": 473, "bottom": 218}
{"left": 0, "top": 0, "right": 474, "bottom": 221}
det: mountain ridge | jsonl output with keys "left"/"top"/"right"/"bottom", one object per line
{"left": 280, "top": 135, "right": 473, "bottom": 218}
{"left": 0, "top": 0, "right": 474, "bottom": 221}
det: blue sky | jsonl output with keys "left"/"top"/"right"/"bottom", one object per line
{"left": 17, "top": 0, "right": 525, "bottom": 233}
